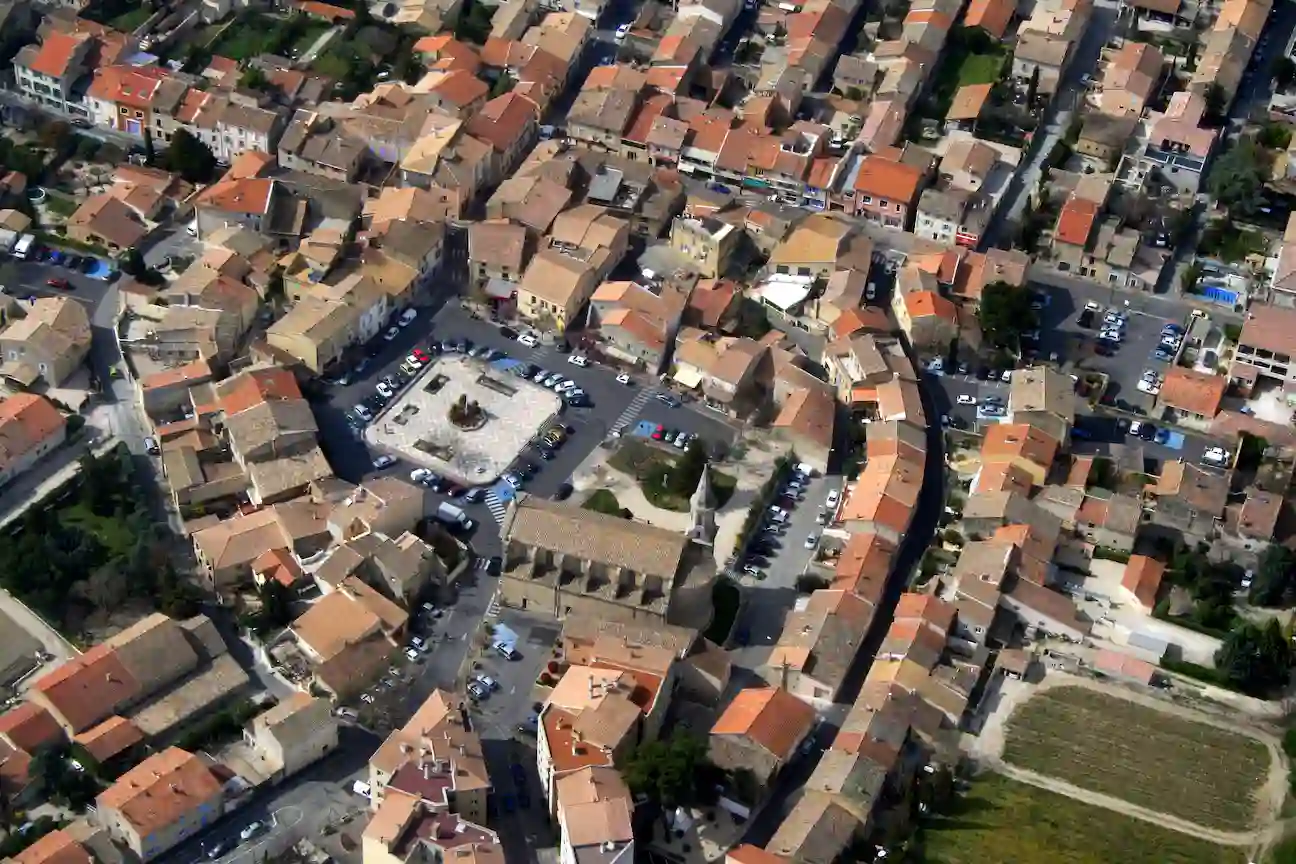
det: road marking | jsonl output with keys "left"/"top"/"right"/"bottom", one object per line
{"left": 610, "top": 388, "right": 652, "bottom": 435}
{"left": 484, "top": 491, "right": 508, "bottom": 523}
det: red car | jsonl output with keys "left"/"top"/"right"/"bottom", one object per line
{"left": 46, "top": 277, "right": 69, "bottom": 289}
{"left": 412, "top": 348, "right": 430, "bottom": 361}
{"left": 651, "top": 425, "right": 665, "bottom": 440}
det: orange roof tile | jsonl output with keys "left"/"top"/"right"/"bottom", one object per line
{"left": 710, "top": 687, "right": 816, "bottom": 760}
{"left": 1158, "top": 367, "right": 1227, "bottom": 418}
{"left": 1121, "top": 555, "right": 1166, "bottom": 607}
{"left": 0, "top": 394, "right": 66, "bottom": 473}
{"left": 893, "top": 593, "right": 956, "bottom": 633}
{"left": 74, "top": 715, "right": 144, "bottom": 763}
{"left": 0, "top": 703, "right": 63, "bottom": 752}
{"left": 197, "top": 177, "right": 274, "bottom": 215}
{"left": 832, "top": 532, "right": 895, "bottom": 601}
{"left": 981, "top": 422, "right": 1059, "bottom": 471}
{"left": 32, "top": 644, "right": 141, "bottom": 733}
{"left": 11, "top": 830, "right": 94, "bottom": 864}
{"left": 218, "top": 367, "right": 302, "bottom": 415}
{"left": 97, "top": 747, "right": 223, "bottom": 837}
{"left": 964, "top": 0, "right": 1016, "bottom": 37}
{"left": 1055, "top": 196, "right": 1099, "bottom": 247}
{"left": 728, "top": 846, "right": 789, "bottom": 864}
{"left": 904, "top": 290, "right": 957, "bottom": 322}
{"left": 87, "top": 65, "right": 169, "bottom": 109}
{"left": 853, "top": 155, "right": 923, "bottom": 203}
{"left": 28, "top": 32, "right": 87, "bottom": 79}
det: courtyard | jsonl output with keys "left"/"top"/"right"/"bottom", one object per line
{"left": 364, "top": 355, "right": 561, "bottom": 484}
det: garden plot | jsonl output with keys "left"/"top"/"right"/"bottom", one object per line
{"left": 1001, "top": 686, "right": 1270, "bottom": 832}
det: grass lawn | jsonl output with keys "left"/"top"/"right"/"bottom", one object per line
{"left": 922, "top": 773, "right": 1247, "bottom": 864}
{"left": 957, "top": 53, "right": 1004, "bottom": 86}
{"left": 1002, "top": 686, "right": 1269, "bottom": 831}
{"left": 582, "top": 489, "right": 625, "bottom": 517}
{"left": 109, "top": 5, "right": 153, "bottom": 31}
{"left": 43, "top": 193, "right": 78, "bottom": 217}
{"left": 289, "top": 20, "right": 330, "bottom": 56}
{"left": 210, "top": 14, "right": 285, "bottom": 61}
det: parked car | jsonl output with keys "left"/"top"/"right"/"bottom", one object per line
{"left": 372, "top": 455, "right": 397, "bottom": 469}
{"left": 399, "top": 308, "right": 417, "bottom": 326}
{"left": 240, "top": 822, "right": 268, "bottom": 842}
{"left": 567, "top": 354, "right": 589, "bottom": 366}
{"left": 616, "top": 372, "right": 632, "bottom": 384}
{"left": 654, "top": 393, "right": 680, "bottom": 408}
{"left": 517, "top": 332, "right": 539, "bottom": 347}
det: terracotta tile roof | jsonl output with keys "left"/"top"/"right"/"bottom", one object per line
{"left": 893, "top": 592, "right": 956, "bottom": 634}
{"left": 252, "top": 546, "right": 305, "bottom": 587}
{"left": 28, "top": 32, "right": 88, "bottom": 79}
{"left": 1158, "top": 367, "right": 1227, "bottom": 418}
{"left": 294, "top": 0, "right": 356, "bottom": 19}
{"left": 964, "top": 0, "right": 1016, "bottom": 37}
{"left": 981, "top": 422, "right": 1059, "bottom": 471}
{"left": 88, "top": 65, "right": 169, "bottom": 109}
{"left": 0, "top": 703, "right": 63, "bottom": 752}
{"left": 197, "top": 178, "right": 275, "bottom": 215}
{"left": 853, "top": 155, "right": 923, "bottom": 202}
{"left": 1121, "top": 555, "right": 1165, "bottom": 607}
{"left": 466, "top": 91, "right": 539, "bottom": 153}
{"left": 904, "top": 289, "right": 956, "bottom": 321}
{"left": 430, "top": 69, "right": 488, "bottom": 107}
{"left": 773, "top": 386, "right": 835, "bottom": 451}
{"left": 33, "top": 643, "right": 141, "bottom": 733}
{"left": 74, "top": 715, "right": 144, "bottom": 762}
{"left": 973, "top": 461, "right": 1034, "bottom": 495}
{"left": 0, "top": 394, "right": 66, "bottom": 477}
{"left": 832, "top": 532, "right": 894, "bottom": 602}
{"left": 217, "top": 367, "right": 303, "bottom": 416}
{"left": 10, "top": 829, "right": 94, "bottom": 864}
{"left": 728, "top": 846, "right": 790, "bottom": 864}
{"left": 97, "top": 747, "right": 223, "bottom": 837}
{"left": 1054, "top": 196, "right": 1099, "bottom": 247}
{"left": 710, "top": 687, "right": 816, "bottom": 760}
{"left": 946, "top": 83, "right": 992, "bottom": 121}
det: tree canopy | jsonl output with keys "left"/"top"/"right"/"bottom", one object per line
{"left": 617, "top": 734, "right": 719, "bottom": 809}
{"left": 977, "top": 280, "right": 1036, "bottom": 351}
{"left": 163, "top": 128, "right": 217, "bottom": 184}
{"left": 1206, "top": 138, "right": 1265, "bottom": 217}
{"left": 1214, "top": 619, "right": 1291, "bottom": 696}
{"left": 1248, "top": 545, "right": 1296, "bottom": 608}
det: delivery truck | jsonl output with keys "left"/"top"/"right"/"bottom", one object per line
{"left": 436, "top": 501, "right": 474, "bottom": 532}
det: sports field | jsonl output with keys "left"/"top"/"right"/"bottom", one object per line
{"left": 1002, "top": 686, "right": 1270, "bottom": 831}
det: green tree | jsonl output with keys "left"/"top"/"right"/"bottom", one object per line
{"left": 240, "top": 66, "right": 270, "bottom": 90}
{"left": 1259, "top": 122, "right": 1294, "bottom": 151}
{"left": 257, "top": 580, "right": 295, "bottom": 631}
{"left": 1206, "top": 137, "right": 1265, "bottom": 217}
{"left": 977, "top": 280, "right": 1035, "bottom": 351}
{"left": 1180, "top": 261, "right": 1202, "bottom": 294}
{"left": 669, "top": 442, "right": 708, "bottom": 497}
{"left": 142, "top": 127, "right": 155, "bottom": 165}
{"left": 618, "top": 734, "right": 717, "bottom": 809}
{"left": 1214, "top": 620, "right": 1292, "bottom": 695}
{"left": 163, "top": 128, "right": 218, "bottom": 183}
{"left": 1248, "top": 545, "right": 1296, "bottom": 608}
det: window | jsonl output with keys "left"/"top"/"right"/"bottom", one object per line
{"left": 861, "top": 195, "right": 872, "bottom": 204}
{"left": 895, "top": 204, "right": 901, "bottom": 212}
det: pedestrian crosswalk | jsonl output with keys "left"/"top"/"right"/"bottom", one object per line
{"left": 610, "top": 389, "right": 653, "bottom": 436}
{"left": 485, "top": 591, "right": 501, "bottom": 619}
{"left": 484, "top": 490, "right": 508, "bottom": 523}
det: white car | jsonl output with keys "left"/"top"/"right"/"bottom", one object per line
{"left": 1203, "top": 446, "right": 1229, "bottom": 465}
{"left": 360, "top": 693, "right": 375, "bottom": 704}
{"left": 411, "top": 467, "right": 433, "bottom": 484}
{"left": 518, "top": 333, "right": 539, "bottom": 347}
{"left": 614, "top": 23, "right": 630, "bottom": 41}
{"left": 825, "top": 489, "right": 840, "bottom": 509}
{"left": 405, "top": 354, "right": 425, "bottom": 368}
{"left": 616, "top": 372, "right": 632, "bottom": 385}
{"left": 956, "top": 394, "right": 977, "bottom": 405}
{"left": 865, "top": 282, "right": 877, "bottom": 300}
{"left": 372, "top": 455, "right": 397, "bottom": 470}
{"left": 383, "top": 326, "right": 400, "bottom": 341}
{"left": 1000, "top": 370, "right": 1012, "bottom": 382}
{"left": 405, "top": 647, "right": 421, "bottom": 661}
{"left": 568, "top": 354, "right": 590, "bottom": 367}
{"left": 398, "top": 308, "right": 417, "bottom": 326}
{"left": 377, "top": 382, "right": 395, "bottom": 398}
{"left": 803, "top": 533, "right": 819, "bottom": 549}
{"left": 1128, "top": 420, "right": 1143, "bottom": 437}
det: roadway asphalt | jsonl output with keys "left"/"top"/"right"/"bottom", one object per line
{"left": 313, "top": 302, "right": 738, "bottom": 559}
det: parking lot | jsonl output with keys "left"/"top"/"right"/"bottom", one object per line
{"left": 732, "top": 473, "right": 841, "bottom": 646}
{"left": 315, "top": 303, "right": 737, "bottom": 556}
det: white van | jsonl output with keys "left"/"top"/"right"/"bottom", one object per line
{"left": 353, "top": 780, "right": 373, "bottom": 799}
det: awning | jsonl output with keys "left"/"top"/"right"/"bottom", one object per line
{"left": 672, "top": 365, "right": 704, "bottom": 389}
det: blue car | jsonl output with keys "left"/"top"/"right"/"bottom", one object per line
{"left": 1155, "top": 429, "right": 1171, "bottom": 444}
{"left": 709, "top": 183, "right": 731, "bottom": 194}
{"left": 48, "top": 250, "right": 63, "bottom": 265}
{"left": 501, "top": 795, "right": 516, "bottom": 813}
